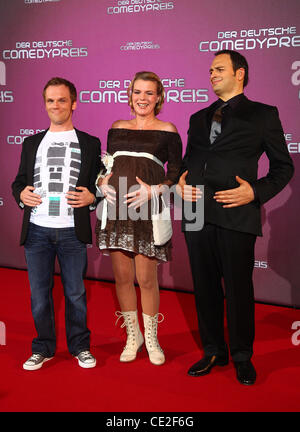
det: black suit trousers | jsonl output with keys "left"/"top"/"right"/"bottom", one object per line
{"left": 184, "top": 224, "right": 256, "bottom": 362}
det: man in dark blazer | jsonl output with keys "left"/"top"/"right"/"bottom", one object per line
{"left": 178, "top": 50, "right": 294, "bottom": 385}
{"left": 12, "top": 77, "right": 101, "bottom": 370}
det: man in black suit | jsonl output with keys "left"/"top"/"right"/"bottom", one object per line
{"left": 12, "top": 77, "right": 101, "bottom": 370}
{"left": 178, "top": 50, "right": 294, "bottom": 385}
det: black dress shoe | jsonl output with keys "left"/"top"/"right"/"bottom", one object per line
{"left": 187, "top": 355, "right": 229, "bottom": 377}
{"left": 234, "top": 360, "right": 256, "bottom": 385}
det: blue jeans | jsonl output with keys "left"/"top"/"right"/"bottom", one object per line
{"left": 24, "top": 223, "right": 90, "bottom": 357}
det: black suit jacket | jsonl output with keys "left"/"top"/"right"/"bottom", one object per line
{"left": 181, "top": 95, "right": 294, "bottom": 236}
{"left": 12, "top": 128, "right": 102, "bottom": 245}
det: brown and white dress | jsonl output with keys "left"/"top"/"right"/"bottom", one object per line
{"left": 95, "top": 128, "right": 182, "bottom": 262}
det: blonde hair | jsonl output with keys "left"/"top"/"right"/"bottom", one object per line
{"left": 127, "top": 71, "right": 165, "bottom": 116}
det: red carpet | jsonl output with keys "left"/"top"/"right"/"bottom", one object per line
{"left": 0, "top": 267, "right": 299, "bottom": 412}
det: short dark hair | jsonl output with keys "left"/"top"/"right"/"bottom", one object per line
{"left": 43, "top": 77, "right": 77, "bottom": 103}
{"left": 215, "top": 50, "right": 249, "bottom": 87}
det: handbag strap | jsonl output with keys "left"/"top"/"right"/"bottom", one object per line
{"left": 151, "top": 186, "right": 169, "bottom": 215}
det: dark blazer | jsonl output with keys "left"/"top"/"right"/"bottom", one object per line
{"left": 12, "top": 128, "right": 102, "bottom": 245}
{"left": 181, "top": 95, "right": 294, "bottom": 236}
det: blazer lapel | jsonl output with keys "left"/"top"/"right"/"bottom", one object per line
{"left": 230, "top": 95, "right": 253, "bottom": 120}
{"left": 29, "top": 130, "right": 48, "bottom": 184}
{"left": 75, "top": 128, "right": 88, "bottom": 185}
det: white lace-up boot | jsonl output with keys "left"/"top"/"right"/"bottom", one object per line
{"left": 115, "top": 310, "right": 144, "bottom": 362}
{"left": 142, "top": 312, "right": 165, "bottom": 365}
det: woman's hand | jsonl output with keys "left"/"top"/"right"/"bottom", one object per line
{"left": 98, "top": 173, "right": 116, "bottom": 204}
{"left": 124, "top": 176, "right": 151, "bottom": 209}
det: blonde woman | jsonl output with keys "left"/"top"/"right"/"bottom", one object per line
{"left": 96, "top": 72, "right": 182, "bottom": 365}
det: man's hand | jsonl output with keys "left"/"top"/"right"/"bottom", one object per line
{"left": 176, "top": 170, "right": 202, "bottom": 202}
{"left": 66, "top": 186, "right": 95, "bottom": 208}
{"left": 214, "top": 176, "right": 254, "bottom": 208}
{"left": 20, "top": 186, "right": 42, "bottom": 207}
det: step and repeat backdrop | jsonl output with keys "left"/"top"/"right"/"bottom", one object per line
{"left": 0, "top": 0, "right": 299, "bottom": 307}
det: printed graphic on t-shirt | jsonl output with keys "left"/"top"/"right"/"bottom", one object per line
{"left": 30, "top": 130, "right": 81, "bottom": 228}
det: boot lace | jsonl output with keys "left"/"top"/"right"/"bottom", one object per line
{"left": 115, "top": 311, "right": 138, "bottom": 350}
{"left": 145, "top": 313, "right": 164, "bottom": 351}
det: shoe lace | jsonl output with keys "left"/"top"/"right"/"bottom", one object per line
{"left": 30, "top": 354, "right": 42, "bottom": 362}
{"left": 79, "top": 350, "right": 93, "bottom": 360}
{"left": 115, "top": 311, "right": 127, "bottom": 328}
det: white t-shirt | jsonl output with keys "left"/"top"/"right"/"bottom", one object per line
{"left": 30, "top": 129, "right": 81, "bottom": 228}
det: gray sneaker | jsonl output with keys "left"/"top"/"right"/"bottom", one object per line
{"left": 75, "top": 350, "right": 96, "bottom": 368}
{"left": 23, "top": 353, "right": 53, "bottom": 371}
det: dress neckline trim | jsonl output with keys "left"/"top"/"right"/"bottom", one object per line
{"left": 109, "top": 128, "right": 179, "bottom": 135}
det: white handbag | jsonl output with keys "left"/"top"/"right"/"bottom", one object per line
{"left": 151, "top": 187, "right": 173, "bottom": 246}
